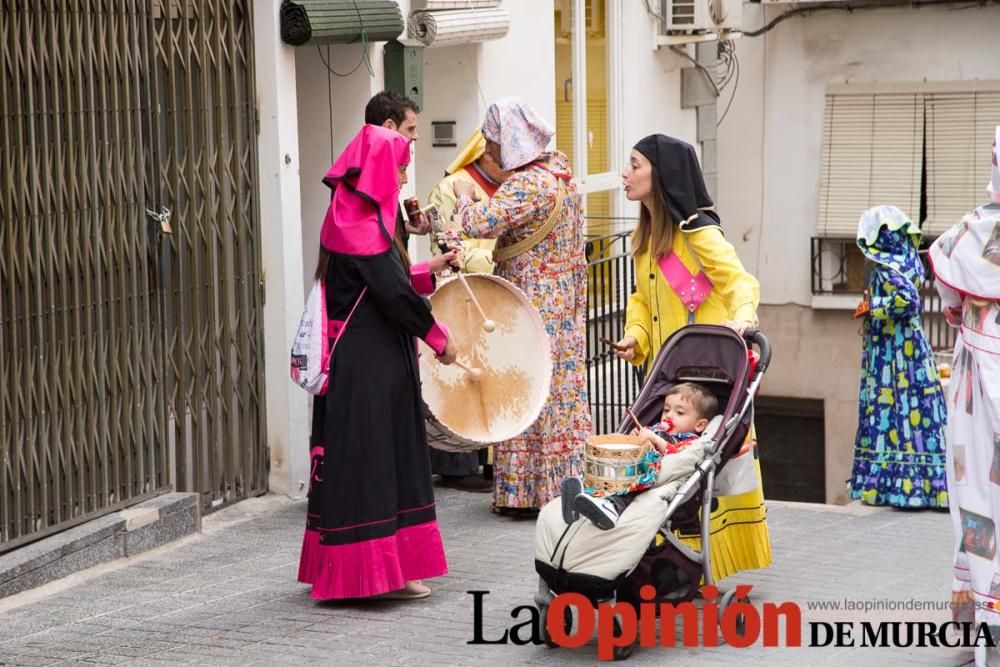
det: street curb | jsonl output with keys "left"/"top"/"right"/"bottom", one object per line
{"left": 0, "top": 492, "right": 200, "bottom": 599}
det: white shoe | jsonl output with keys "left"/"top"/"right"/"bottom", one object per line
{"left": 573, "top": 494, "right": 620, "bottom": 530}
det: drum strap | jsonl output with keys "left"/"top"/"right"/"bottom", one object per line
{"left": 493, "top": 180, "right": 566, "bottom": 263}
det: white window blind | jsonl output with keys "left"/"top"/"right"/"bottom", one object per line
{"left": 819, "top": 82, "right": 1000, "bottom": 239}
{"left": 925, "top": 91, "right": 1000, "bottom": 235}
{"left": 818, "top": 92, "right": 924, "bottom": 237}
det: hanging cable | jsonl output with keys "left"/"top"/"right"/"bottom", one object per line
{"left": 314, "top": 2, "right": 375, "bottom": 78}
{"left": 463, "top": 43, "right": 489, "bottom": 110}
{"left": 670, "top": 45, "right": 720, "bottom": 96}
{"left": 716, "top": 47, "right": 740, "bottom": 127}
{"left": 744, "top": 0, "right": 1000, "bottom": 38}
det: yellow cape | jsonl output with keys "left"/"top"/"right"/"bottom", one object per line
{"left": 445, "top": 129, "right": 486, "bottom": 175}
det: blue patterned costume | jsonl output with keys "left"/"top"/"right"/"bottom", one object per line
{"left": 848, "top": 205, "right": 948, "bottom": 508}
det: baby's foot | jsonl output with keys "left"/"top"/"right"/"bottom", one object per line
{"left": 559, "top": 477, "right": 583, "bottom": 524}
{"left": 573, "top": 494, "right": 620, "bottom": 531}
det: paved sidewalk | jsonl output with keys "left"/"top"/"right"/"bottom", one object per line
{"left": 0, "top": 488, "right": 972, "bottom": 666}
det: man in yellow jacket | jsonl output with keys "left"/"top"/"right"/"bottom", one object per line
{"left": 426, "top": 129, "right": 509, "bottom": 275}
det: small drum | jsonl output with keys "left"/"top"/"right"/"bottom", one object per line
{"left": 583, "top": 434, "right": 649, "bottom": 495}
{"left": 419, "top": 274, "right": 552, "bottom": 451}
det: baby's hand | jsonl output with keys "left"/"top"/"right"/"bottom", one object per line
{"left": 629, "top": 427, "right": 640, "bottom": 436}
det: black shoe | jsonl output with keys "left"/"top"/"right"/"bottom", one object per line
{"left": 560, "top": 477, "right": 583, "bottom": 524}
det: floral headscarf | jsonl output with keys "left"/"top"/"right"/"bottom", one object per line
{"left": 856, "top": 205, "right": 924, "bottom": 287}
{"left": 481, "top": 97, "right": 554, "bottom": 170}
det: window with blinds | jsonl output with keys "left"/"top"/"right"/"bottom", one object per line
{"left": 818, "top": 82, "right": 1000, "bottom": 238}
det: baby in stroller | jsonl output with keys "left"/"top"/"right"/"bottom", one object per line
{"left": 562, "top": 383, "right": 720, "bottom": 530}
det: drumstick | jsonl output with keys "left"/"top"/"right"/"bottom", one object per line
{"left": 600, "top": 336, "right": 629, "bottom": 352}
{"left": 456, "top": 273, "right": 497, "bottom": 333}
{"left": 452, "top": 358, "right": 483, "bottom": 382}
{"left": 626, "top": 408, "right": 644, "bottom": 431}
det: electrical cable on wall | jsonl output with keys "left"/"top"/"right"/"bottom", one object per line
{"left": 463, "top": 43, "right": 489, "bottom": 110}
{"left": 744, "top": 0, "right": 1000, "bottom": 38}
{"left": 716, "top": 42, "right": 740, "bottom": 127}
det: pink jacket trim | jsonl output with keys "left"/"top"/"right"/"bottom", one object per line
{"left": 423, "top": 320, "right": 449, "bottom": 356}
{"left": 410, "top": 261, "right": 435, "bottom": 297}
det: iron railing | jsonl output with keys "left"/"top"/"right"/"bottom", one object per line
{"left": 585, "top": 226, "right": 645, "bottom": 434}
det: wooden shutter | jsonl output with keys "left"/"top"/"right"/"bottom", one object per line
{"left": 925, "top": 90, "right": 1000, "bottom": 236}
{"left": 818, "top": 92, "right": 924, "bottom": 237}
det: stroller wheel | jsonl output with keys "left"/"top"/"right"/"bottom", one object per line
{"left": 539, "top": 602, "right": 574, "bottom": 648}
{"left": 611, "top": 616, "right": 639, "bottom": 661}
{"left": 719, "top": 588, "right": 751, "bottom": 642}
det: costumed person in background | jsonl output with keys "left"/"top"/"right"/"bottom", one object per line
{"left": 453, "top": 97, "right": 592, "bottom": 514}
{"left": 423, "top": 129, "right": 511, "bottom": 493}
{"left": 614, "top": 134, "right": 771, "bottom": 581}
{"left": 427, "top": 129, "right": 507, "bottom": 274}
{"left": 932, "top": 127, "right": 1000, "bottom": 647}
{"left": 848, "top": 205, "right": 947, "bottom": 509}
{"left": 298, "top": 125, "right": 458, "bottom": 601}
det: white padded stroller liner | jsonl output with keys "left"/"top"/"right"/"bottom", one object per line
{"left": 535, "top": 439, "right": 709, "bottom": 582}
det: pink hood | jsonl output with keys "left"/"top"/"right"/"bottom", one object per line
{"left": 320, "top": 125, "right": 411, "bottom": 256}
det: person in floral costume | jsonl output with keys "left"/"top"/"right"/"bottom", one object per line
{"left": 453, "top": 98, "right": 592, "bottom": 514}
{"left": 848, "top": 205, "right": 948, "bottom": 509}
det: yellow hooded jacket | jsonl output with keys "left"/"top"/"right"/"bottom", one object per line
{"left": 624, "top": 225, "right": 759, "bottom": 366}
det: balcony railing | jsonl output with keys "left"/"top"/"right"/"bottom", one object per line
{"left": 810, "top": 236, "right": 956, "bottom": 352}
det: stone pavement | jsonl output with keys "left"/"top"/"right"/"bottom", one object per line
{"left": 0, "top": 488, "right": 974, "bottom": 666}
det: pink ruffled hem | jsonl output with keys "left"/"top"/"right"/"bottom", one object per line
{"left": 297, "top": 521, "right": 448, "bottom": 600}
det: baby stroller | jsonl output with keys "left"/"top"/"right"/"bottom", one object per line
{"left": 533, "top": 324, "right": 772, "bottom": 660}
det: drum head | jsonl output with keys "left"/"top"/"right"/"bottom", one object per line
{"left": 419, "top": 274, "right": 552, "bottom": 450}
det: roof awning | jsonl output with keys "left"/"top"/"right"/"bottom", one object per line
{"left": 407, "top": 6, "right": 510, "bottom": 48}
{"left": 280, "top": 0, "right": 404, "bottom": 46}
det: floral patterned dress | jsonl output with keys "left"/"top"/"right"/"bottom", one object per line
{"left": 456, "top": 151, "right": 592, "bottom": 509}
{"left": 848, "top": 207, "right": 948, "bottom": 508}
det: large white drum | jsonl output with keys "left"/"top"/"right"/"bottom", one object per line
{"left": 419, "top": 274, "right": 552, "bottom": 451}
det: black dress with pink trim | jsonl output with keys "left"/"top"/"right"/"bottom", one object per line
{"left": 298, "top": 246, "right": 448, "bottom": 600}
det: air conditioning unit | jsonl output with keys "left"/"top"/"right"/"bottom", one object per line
{"left": 660, "top": 0, "right": 742, "bottom": 33}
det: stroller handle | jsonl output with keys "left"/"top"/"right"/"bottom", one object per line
{"left": 744, "top": 329, "right": 772, "bottom": 374}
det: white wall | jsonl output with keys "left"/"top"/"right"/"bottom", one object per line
{"left": 254, "top": 0, "right": 310, "bottom": 499}
{"left": 296, "top": 44, "right": 381, "bottom": 292}
{"left": 415, "top": 0, "right": 557, "bottom": 262}
{"left": 716, "top": 2, "right": 1000, "bottom": 502}
{"left": 718, "top": 2, "right": 1000, "bottom": 307}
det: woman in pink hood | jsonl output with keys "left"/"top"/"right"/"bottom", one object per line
{"left": 297, "top": 125, "right": 456, "bottom": 601}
